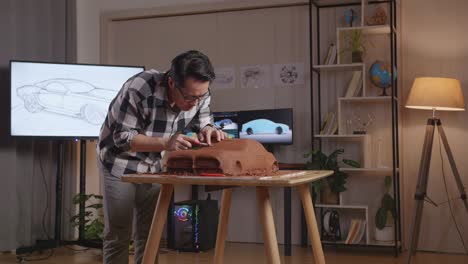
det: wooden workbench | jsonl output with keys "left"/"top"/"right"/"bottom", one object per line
{"left": 122, "top": 170, "right": 333, "bottom": 264}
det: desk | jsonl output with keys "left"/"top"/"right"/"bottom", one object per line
{"left": 122, "top": 170, "right": 332, "bottom": 264}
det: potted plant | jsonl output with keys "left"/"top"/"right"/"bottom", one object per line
{"left": 341, "top": 29, "right": 367, "bottom": 63}
{"left": 304, "top": 148, "right": 360, "bottom": 204}
{"left": 70, "top": 193, "right": 104, "bottom": 246}
{"left": 375, "top": 175, "right": 396, "bottom": 242}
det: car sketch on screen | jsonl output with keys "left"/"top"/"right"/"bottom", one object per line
{"left": 17, "top": 78, "right": 114, "bottom": 125}
{"left": 240, "top": 118, "right": 292, "bottom": 144}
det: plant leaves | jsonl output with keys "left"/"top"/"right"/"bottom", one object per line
{"left": 84, "top": 219, "right": 105, "bottom": 240}
{"left": 328, "top": 149, "right": 344, "bottom": 162}
{"left": 334, "top": 185, "right": 347, "bottom": 193}
{"left": 382, "top": 193, "right": 394, "bottom": 210}
{"left": 304, "top": 148, "right": 358, "bottom": 193}
{"left": 86, "top": 204, "right": 103, "bottom": 209}
{"left": 304, "top": 150, "right": 314, "bottom": 159}
{"left": 342, "top": 159, "right": 361, "bottom": 168}
{"left": 311, "top": 181, "right": 322, "bottom": 193}
{"left": 70, "top": 193, "right": 105, "bottom": 241}
{"left": 70, "top": 215, "right": 80, "bottom": 222}
{"left": 384, "top": 176, "right": 392, "bottom": 190}
{"left": 72, "top": 193, "right": 89, "bottom": 204}
{"left": 375, "top": 207, "right": 387, "bottom": 230}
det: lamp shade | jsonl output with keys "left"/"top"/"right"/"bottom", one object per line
{"left": 405, "top": 77, "right": 465, "bottom": 111}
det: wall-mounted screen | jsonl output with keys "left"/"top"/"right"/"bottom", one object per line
{"left": 238, "top": 108, "right": 293, "bottom": 145}
{"left": 10, "top": 61, "right": 144, "bottom": 138}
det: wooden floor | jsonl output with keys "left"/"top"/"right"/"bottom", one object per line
{"left": 1, "top": 243, "right": 467, "bottom": 264}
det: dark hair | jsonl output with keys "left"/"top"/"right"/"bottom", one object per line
{"left": 169, "top": 50, "right": 215, "bottom": 88}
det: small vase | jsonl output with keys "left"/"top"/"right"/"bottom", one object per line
{"left": 375, "top": 212, "right": 395, "bottom": 242}
{"left": 375, "top": 226, "right": 394, "bottom": 242}
{"left": 321, "top": 186, "right": 340, "bottom": 204}
{"left": 351, "top": 51, "right": 363, "bottom": 63}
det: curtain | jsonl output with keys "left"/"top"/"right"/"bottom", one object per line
{"left": 0, "top": 0, "right": 77, "bottom": 250}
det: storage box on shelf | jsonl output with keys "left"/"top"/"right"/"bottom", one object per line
{"left": 314, "top": 204, "right": 369, "bottom": 245}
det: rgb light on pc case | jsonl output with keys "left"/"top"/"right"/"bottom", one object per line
{"left": 174, "top": 206, "right": 192, "bottom": 222}
{"left": 170, "top": 200, "right": 218, "bottom": 252}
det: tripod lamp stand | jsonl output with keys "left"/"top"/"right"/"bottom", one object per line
{"left": 405, "top": 77, "right": 468, "bottom": 264}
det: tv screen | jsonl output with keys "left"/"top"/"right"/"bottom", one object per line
{"left": 213, "top": 111, "right": 239, "bottom": 139}
{"left": 238, "top": 108, "right": 293, "bottom": 145}
{"left": 10, "top": 61, "right": 144, "bottom": 138}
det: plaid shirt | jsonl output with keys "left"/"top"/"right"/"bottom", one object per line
{"left": 97, "top": 69, "right": 213, "bottom": 177}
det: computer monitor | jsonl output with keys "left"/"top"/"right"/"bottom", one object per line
{"left": 238, "top": 108, "right": 293, "bottom": 145}
{"left": 10, "top": 60, "right": 144, "bottom": 138}
{"left": 212, "top": 111, "right": 239, "bottom": 139}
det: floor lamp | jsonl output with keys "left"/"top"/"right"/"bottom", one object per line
{"left": 405, "top": 77, "right": 468, "bottom": 264}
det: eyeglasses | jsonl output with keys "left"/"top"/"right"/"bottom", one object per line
{"left": 176, "top": 86, "right": 211, "bottom": 102}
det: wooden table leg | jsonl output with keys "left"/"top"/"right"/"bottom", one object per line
{"left": 298, "top": 184, "right": 326, "bottom": 264}
{"left": 142, "top": 184, "right": 174, "bottom": 264}
{"left": 214, "top": 188, "right": 233, "bottom": 264}
{"left": 256, "top": 187, "right": 281, "bottom": 264}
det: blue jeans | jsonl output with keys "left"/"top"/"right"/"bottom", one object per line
{"left": 98, "top": 160, "right": 160, "bottom": 264}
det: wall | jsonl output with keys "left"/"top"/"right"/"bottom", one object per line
{"left": 76, "top": 0, "right": 227, "bottom": 202}
{"left": 401, "top": 0, "right": 468, "bottom": 253}
{"left": 78, "top": 0, "right": 310, "bottom": 245}
{"left": 0, "top": 0, "right": 77, "bottom": 249}
{"left": 77, "top": 0, "right": 224, "bottom": 64}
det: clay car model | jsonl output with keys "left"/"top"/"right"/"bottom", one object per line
{"left": 164, "top": 139, "right": 278, "bottom": 176}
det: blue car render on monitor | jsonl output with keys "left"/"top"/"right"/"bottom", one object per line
{"left": 10, "top": 61, "right": 144, "bottom": 138}
{"left": 213, "top": 111, "right": 240, "bottom": 139}
{"left": 238, "top": 108, "right": 293, "bottom": 145}
{"left": 241, "top": 119, "right": 290, "bottom": 135}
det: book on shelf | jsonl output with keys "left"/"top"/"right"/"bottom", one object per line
{"left": 319, "top": 111, "right": 337, "bottom": 135}
{"left": 323, "top": 43, "right": 337, "bottom": 65}
{"left": 323, "top": 44, "right": 333, "bottom": 65}
{"left": 345, "top": 219, "right": 366, "bottom": 244}
{"left": 354, "top": 75, "right": 363, "bottom": 96}
{"left": 328, "top": 44, "right": 337, "bottom": 64}
{"left": 353, "top": 220, "right": 366, "bottom": 244}
{"left": 344, "top": 71, "right": 363, "bottom": 97}
{"left": 319, "top": 112, "right": 333, "bottom": 135}
{"left": 329, "top": 113, "right": 338, "bottom": 135}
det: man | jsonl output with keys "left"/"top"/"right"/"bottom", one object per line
{"left": 96, "top": 50, "right": 225, "bottom": 264}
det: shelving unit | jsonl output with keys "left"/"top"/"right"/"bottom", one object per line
{"left": 306, "top": 0, "right": 401, "bottom": 255}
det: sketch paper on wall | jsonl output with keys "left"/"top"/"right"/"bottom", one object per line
{"left": 273, "top": 63, "right": 305, "bottom": 86}
{"left": 240, "top": 64, "right": 271, "bottom": 89}
{"left": 10, "top": 61, "right": 144, "bottom": 138}
{"left": 212, "top": 67, "right": 235, "bottom": 90}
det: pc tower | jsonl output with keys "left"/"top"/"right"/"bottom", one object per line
{"left": 171, "top": 199, "right": 218, "bottom": 252}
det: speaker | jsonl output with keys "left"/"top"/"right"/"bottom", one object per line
{"left": 171, "top": 198, "right": 218, "bottom": 252}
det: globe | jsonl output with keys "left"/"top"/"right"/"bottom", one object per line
{"left": 344, "top": 8, "right": 358, "bottom": 27}
{"left": 369, "top": 61, "right": 394, "bottom": 96}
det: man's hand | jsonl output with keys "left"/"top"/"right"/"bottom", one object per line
{"left": 165, "top": 133, "right": 200, "bottom": 151}
{"left": 199, "top": 125, "right": 226, "bottom": 145}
